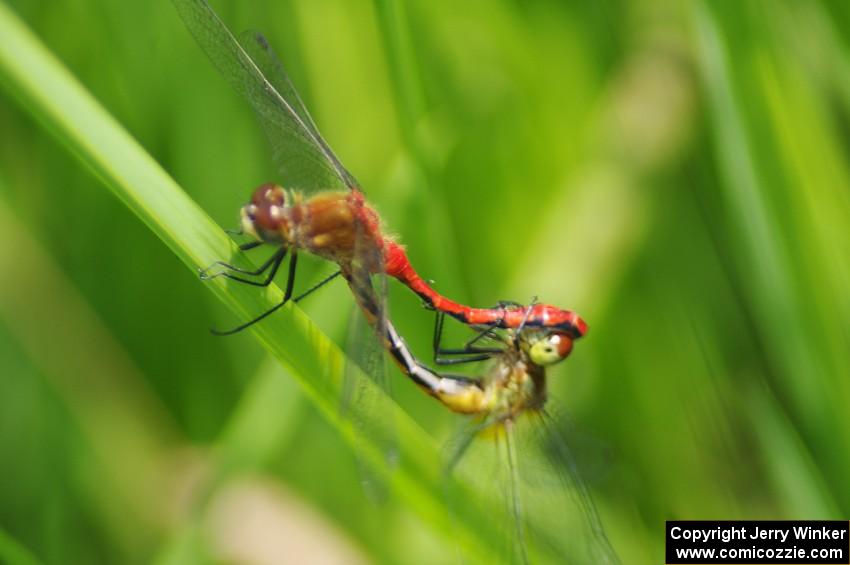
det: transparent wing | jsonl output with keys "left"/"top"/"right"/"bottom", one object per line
{"left": 173, "top": 0, "right": 357, "bottom": 192}
{"left": 238, "top": 30, "right": 359, "bottom": 190}
{"left": 442, "top": 416, "right": 521, "bottom": 563}
{"left": 519, "top": 411, "right": 621, "bottom": 564}
{"left": 348, "top": 206, "right": 393, "bottom": 409}
{"left": 342, "top": 232, "right": 397, "bottom": 500}
{"left": 238, "top": 30, "right": 325, "bottom": 148}
{"left": 342, "top": 301, "right": 396, "bottom": 502}
{"left": 443, "top": 416, "right": 495, "bottom": 475}
{"left": 444, "top": 412, "right": 620, "bottom": 564}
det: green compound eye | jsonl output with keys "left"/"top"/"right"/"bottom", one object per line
{"left": 528, "top": 332, "right": 573, "bottom": 366}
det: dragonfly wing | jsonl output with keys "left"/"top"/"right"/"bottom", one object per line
{"left": 442, "top": 416, "right": 491, "bottom": 475}
{"left": 442, "top": 416, "right": 530, "bottom": 564}
{"left": 342, "top": 229, "right": 397, "bottom": 500}
{"left": 342, "top": 300, "right": 396, "bottom": 502}
{"left": 444, "top": 412, "right": 619, "bottom": 564}
{"left": 238, "top": 30, "right": 325, "bottom": 144}
{"left": 238, "top": 30, "right": 359, "bottom": 190}
{"left": 504, "top": 421, "right": 532, "bottom": 565}
{"left": 172, "top": 0, "right": 355, "bottom": 192}
{"left": 517, "top": 411, "right": 621, "bottom": 564}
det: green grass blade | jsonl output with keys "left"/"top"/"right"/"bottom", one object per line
{"left": 0, "top": 3, "right": 503, "bottom": 562}
{"left": 0, "top": 529, "right": 43, "bottom": 565}
{"left": 693, "top": 0, "right": 849, "bottom": 511}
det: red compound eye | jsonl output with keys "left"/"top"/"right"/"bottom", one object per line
{"left": 251, "top": 182, "right": 285, "bottom": 206}
{"left": 550, "top": 332, "right": 574, "bottom": 359}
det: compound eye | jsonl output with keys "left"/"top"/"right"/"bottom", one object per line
{"left": 252, "top": 182, "right": 285, "bottom": 205}
{"left": 528, "top": 331, "right": 573, "bottom": 366}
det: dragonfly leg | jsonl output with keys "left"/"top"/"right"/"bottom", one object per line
{"left": 211, "top": 252, "right": 299, "bottom": 336}
{"left": 464, "top": 325, "right": 501, "bottom": 348}
{"left": 199, "top": 240, "right": 274, "bottom": 277}
{"left": 200, "top": 247, "right": 287, "bottom": 287}
{"left": 433, "top": 354, "right": 496, "bottom": 366}
{"left": 515, "top": 301, "right": 537, "bottom": 334}
{"left": 493, "top": 299, "right": 523, "bottom": 308}
{"left": 238, "top": 240, "right": 264, "bottom": 251}
{"left": 225, "top": 226, "right": 261, "bottom": 239}
{"left": 435, "top": 313, "right": 503, "bottom": 354}
{"left": 294, "top": 270, "right": 342, "bottom": 302}
{"left": 199, "top": 240, "right": 265, "bottom": 276}
{"left": 432, "top": 312, "right": 503, "bottom": 366}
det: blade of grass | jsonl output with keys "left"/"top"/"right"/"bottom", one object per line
{"left": 0, "top": 3, "right": 503, "bottom": 562}
{"left": 372, "top": 0, "right": 469, "bottom": 304}
{"left": 0, "top": 529, "right": 43, "bottom": 565}
{"left": 510, "top": 3, "right": 695, "bottom": 313}
{"left": 693, "top": 0, "right": 847, "bottom": 512}
{"left": 0, "top": 189, "right": 177, "bottom": 553}
{"left": 153, "top": 358, "right": 302, "bottom": 565}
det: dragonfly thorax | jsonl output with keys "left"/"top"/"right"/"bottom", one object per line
{"left": 483, "top": 346, "right": 547, "bottom": 419}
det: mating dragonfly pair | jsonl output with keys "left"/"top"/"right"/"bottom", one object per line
{"left": 174, "top": 0, "right": 618, "bottom": 562}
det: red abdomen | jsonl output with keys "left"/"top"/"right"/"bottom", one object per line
{"left": 384, "top": 242, "right": 587, "bottom": 337}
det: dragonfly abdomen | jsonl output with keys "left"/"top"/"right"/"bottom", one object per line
{"left": 383, "top": 317, "right": 490, "bottom": 414}
{"left": 383, "top": 242, "right": 588, "bottom": 337}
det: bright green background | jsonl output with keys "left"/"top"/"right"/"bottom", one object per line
{"left": 1, "top": 1, "right": 849, "bottom": 564}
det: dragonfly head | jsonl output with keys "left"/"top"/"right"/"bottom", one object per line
{"left": 241, "top": 183, "right": 288, "bottom": 241}
{"left": 524, "top": 330, "right": 574, "bottom": 367}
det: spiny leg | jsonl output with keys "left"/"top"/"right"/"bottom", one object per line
{"left": 293, "top": 270, "right": 342, "bottom": 302}
{"left": 237, "top": 240, "right": 263, "bottom": 251}
{"left": 385, "top": 318, "right": 484, "bottom": 400}
{"left": 515, "top": 299, "right": 538, "bottom": 333}
{"left": 432, "top": 312, "right": 502, "bottom": 366}
{"left": 211, "top": 252, "right": 299, "bottom": 336}
{"left": 201, "top": 247, "right": 286, "bottom": 286}
{"left": 464, "top": 324, "right": 502, "bottom": 349}
{"left": 225, "top": 227, "right": 251, "bottom": 237}
{"left": 436, "top": 311, "right": 502, "bottom": 352}
{"left": 200, "top": 247, "right": 287, "bottom": 287}
{"left": 433, "top": 354, "right": 498, "bottom": 366}
{"left": 493, "top": 299, "right": 523, "bottom": 308}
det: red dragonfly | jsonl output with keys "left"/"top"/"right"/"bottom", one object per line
{"left": 173, "top": 3, "right": 612, "bottom": 560}
{"left": 173, "top": 0, "right": 588, "bottom": 344}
